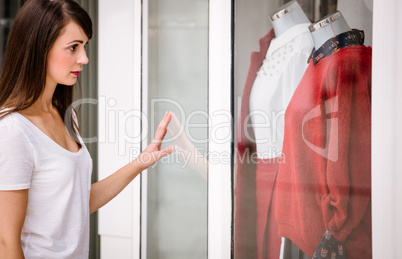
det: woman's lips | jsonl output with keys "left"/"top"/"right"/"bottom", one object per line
{"left": 71, "top": 71, "right": 81, "bottom": 76}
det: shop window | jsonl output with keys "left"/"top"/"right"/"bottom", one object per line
{"left": 234, "top": 0, "right": 372, "bottom": 258}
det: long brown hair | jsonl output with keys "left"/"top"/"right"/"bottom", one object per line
{"left": 0, "top": 0, "right": 92, "bottom": 147}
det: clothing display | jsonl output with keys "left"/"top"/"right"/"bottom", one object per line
{"left": 275, "top": 32, "right": 372, "bottom": 259}
{"left": 0, "top": 112, "right": 93, "bottom": 258}
{"left": 249, "top": 23, "right": 314, "bottom": 159}
{"left": 250, "top": 22, "right": 314, "bottom": 259}
{"left": 235, "top": 29, "right": 275, "bottom": 259}
{"left": 236, "top": 22, "right": 315, "bottom": 259}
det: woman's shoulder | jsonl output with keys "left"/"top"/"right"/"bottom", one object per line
{"left": 0, "top": 111, "right": 37, "bottom": 160}
{"left": 0, "top": 111, "right": 32, "bottom": 141}
{"left": 0, "top": 110, "right": 18, "bottom": 124}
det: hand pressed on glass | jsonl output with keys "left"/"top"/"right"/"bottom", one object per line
{"left": 133, "top": 111, "right": 175, "bottom": 171}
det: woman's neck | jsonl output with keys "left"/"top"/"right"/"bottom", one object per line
{"left": 30, "top": 82, "right": 58, "bottom": 113}
{"left": 310, "top": 11, "right": 351, "bottom": 50}
{"left": 270, "top": 0, "right": 310, "bottom": 37}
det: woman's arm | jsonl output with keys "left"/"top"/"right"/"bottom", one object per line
{"left": 0, "top": 189, "right": 28, "bottom": 259}
{"left": 89, "top": 112, "right": 174, "bottom": 214}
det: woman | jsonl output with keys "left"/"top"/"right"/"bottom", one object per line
{"left": 0, "top": 0, "right": 174, "bottom": 257}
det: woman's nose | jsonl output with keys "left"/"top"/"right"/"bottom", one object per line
{"left": 78, "top": 50, "right": 89, "bottom": 65}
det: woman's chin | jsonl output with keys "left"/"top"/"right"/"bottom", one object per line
{"left": 60, "top": 79, "right": 78, "bottom": 86}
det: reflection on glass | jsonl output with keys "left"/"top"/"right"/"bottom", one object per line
{"left": 146, "top": 0, "right": 208, "bottom": 258}
{"left": 167, "top": 113, "right": 208, "bottom": 181}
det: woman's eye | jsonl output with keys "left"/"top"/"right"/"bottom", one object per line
{"left": 70, "top": 45, "right": 78, "bottom": 51}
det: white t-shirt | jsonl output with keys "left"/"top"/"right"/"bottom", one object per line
{"left": 249, "top": 23, "right": 314, "bottom": 158}
{"left": 0, "top": 112, "right": 93, "bottom": 258}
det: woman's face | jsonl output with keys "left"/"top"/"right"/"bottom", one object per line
{"left": 46, "top": 21, "right": 89, "bottom": 87}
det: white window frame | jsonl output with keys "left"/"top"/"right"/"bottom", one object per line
{"left": 138, "top": 0, "right": 233, "bottom": 258}
{"left": 207, "top": 1, "right": 233, "bottom": 258}
{"left": 372, "top": 0, "right": 402, "bottom": 257}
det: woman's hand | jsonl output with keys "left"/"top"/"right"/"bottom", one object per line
{"left": 90, "top": 111, "right": 174, "bottom": 213}
{"left": 133, "top": 111, "right": 174, "bottom": 171}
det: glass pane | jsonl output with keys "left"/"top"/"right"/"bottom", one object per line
{"left": 234, "top": 0, "right": 373, "bottom": 258}
{"left": 146, "top": 0, "right": 208, "bottom": 258}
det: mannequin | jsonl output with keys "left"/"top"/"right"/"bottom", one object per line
{"left": 270, "top": 0, "right": 310, "bottom": 37}
{"left": 244, "top": 1, "right": 314, "bottom": 259}
{"left": 309, "top": 11, "right": 351, "bottom": 49}
{"left": 276, "top": 10, "right": 372, "bottom": 259}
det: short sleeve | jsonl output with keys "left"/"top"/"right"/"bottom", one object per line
{"left": 0, "top": 123, "right": 35, "bottom": 190}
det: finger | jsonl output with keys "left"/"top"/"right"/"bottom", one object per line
{"left": 158, "top": 111, "right": 171, "bottom": 132}
{"left": 153, "top": 112, "right": 172, "bottom": 146}
{"left": 146, "top": 145, "right": 174, "bottom": 165}
{"left": 157, "top": 145, "right": 175, "bottom": 158}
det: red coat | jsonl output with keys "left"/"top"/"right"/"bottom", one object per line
{"left": 276, "top": 46, "right": 372, "bottom": 258}
{"left": 234, "top": 29, "right": 275, "bottom": 259}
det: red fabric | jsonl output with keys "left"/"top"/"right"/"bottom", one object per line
{"left": 275, "top": 46, "right": 372, "bottom": 258}
{"left": 235, "top": 29, "right": 275, "bottom": 259}
{"left": 256, "top": 158, "right": 281, "bottom": 259}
